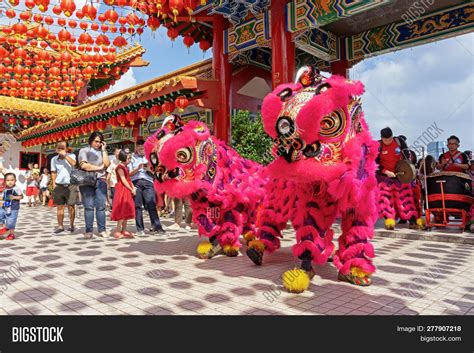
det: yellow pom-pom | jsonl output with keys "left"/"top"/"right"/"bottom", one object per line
{"left": 223, "top": 245, "right": 239, "bottom": 257}
{"left": 243, "top": 231, "right": 255, "bottom": 243}
{"left": 384, "top": 218, "right": 396, "bottom": 229}
{"left": 416, "top": 217, "right": 426, "bottom": 227}
{"left": 196, "top": 241, "right": 213, "bottom": 257}
{"left": 248, "top": 239, "right": 265, "bottom": 252}
{"left": 282, "top": 268, "right": 311, "bottom": 293}
{"left": 350, "top": 267, "right": 370, "bottom": 278}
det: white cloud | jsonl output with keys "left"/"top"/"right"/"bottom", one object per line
{"left": 90, "top": 68, "right": 137, "bottom": 99}
{"left": 351, "top": 33, "right": 474, "bottom": 152}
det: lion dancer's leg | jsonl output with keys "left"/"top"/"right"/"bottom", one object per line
{"left": 334, "top": 178, "right": 378, "bottom": 286}
{"left": 194, "top": 203, "right": 243, "bottom": 258}
{"left": 246, "top": 179, "right": 295, "bottom": 266}
{"left": 395, "top": 181, "right": 421, "bottom": 229}
{"left": 281, "top": 187, "right": 337, "bottom": 293}
{"left": 376, "top": 174, "right": 397, "bottom": 230}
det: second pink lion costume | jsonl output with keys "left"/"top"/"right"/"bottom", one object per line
{"left": 144, "top": 116, "right": 267, "bottom": 259}
{"left": 246, "top": 66, "right": 379, "bottom": 292}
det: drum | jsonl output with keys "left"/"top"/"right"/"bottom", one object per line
{"left": 426, "top": 172, "right": 473, "bottom": 211}
{"left": 395, "top": 160, "right": 416, "bottom": 184}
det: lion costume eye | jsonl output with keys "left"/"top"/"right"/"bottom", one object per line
{"left": 276, "top": 116, "right": 295, "bottom": 137}
{"left": 176, "top": 147, "right": 193, "bottom": 164}
{"left": 320, "top": 109, "right": 346, "bottom": 138}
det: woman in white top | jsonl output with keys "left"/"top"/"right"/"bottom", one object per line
{"left": 39, "top": 168, "right": 50, "bottom": 206}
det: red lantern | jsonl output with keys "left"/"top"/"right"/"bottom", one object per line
{"left": 147, "top": 16, "right": 161, "bottom": 31}
{"left": 199, "top": 40, "right": 211, "bottom": 52}
{"left": 162, "top": 102, "right": 175, "bottom": 114}
{"left": 156, "top": 0, "right": 167, "bottom": 16}
{"left": 117, "top": 113, "right": 127, "bottom": 127}
{"left": 167, "top": 27, "right": 179, "bottom": 42}
{"left": 126, "top": 111, "right": 138, "bottom": 126}
{"left": 169, "top": 0, "right": 184, "bottom": 22}
{"left": 138, "top": 107, "right": 150, "bottom": 123}
{"left": 80, "top": 124, "right": 89, "bottom": 135}
{"left": 183, "top": 35, "right": 194, "bottom": 49}
{"left": 96, "top": 120, "right": 107, "bottom": 131}
{"left": 82, "top": 4, "right": 97, "bottom": 21}
{"left": 20, "top": 119, "right": 31, "bottom": 128}
{"left": 104, "top": 9, "right": 118, "bottom": 24}
{"left": 150, "top": 104, "right": 162, "bottom": 117}
{"left": 8, "top": 117, "right": 16, "bottom": 126}
{"left": 109, "top": 116, "right": 118, "bottom": 128}
{"left": 175, "top": 96, "right": 189, "bottom": 112}
{"left": 184, "top": 0, "right": 198, "bottom": 16}
{"left": 60, "top": 0, "right": 76, "bottom": 17}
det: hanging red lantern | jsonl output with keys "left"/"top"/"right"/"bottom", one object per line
{"left": 109, "top": 116, "right": 118, "bottom": 128}
{"left": 20, "top": 119, "right": 31, "bottom": 128}
{"left": 167, "top": 27, "right": 179, "bottom": 42}
{"left": 126, "top": 111, "right": 138, "bottom": 126}
{"left": 169, "top": 0, "right": 183, "bottom": 22}
{"left": 52, "top": 5, "right": 62, "bottom": 15}
{"left": 96, "top": 120, "right": 107, "bottom": 131}
{"left": 183, "top": 35, "right": 194, "bottom": 49}
{"left": 58, "top": 29, "right": 72, "bottom": 42}
{"left": 150, "top": 104, "right": 162, "bottom": 117}
{"left": 117, "top": 113, "right": 127, "bottom": 127}
{"left": 175, "top": 96, "right": 189, "bottom": 112}
{"left": 147, "top": 16, "right": 161, "bottom": 31}
{"left": 60, "top": 0, "right": 76, "bottom": 17}
{"left": 138, "top": 107, "right": 150, "bottom": 123}
{"left": 82, "top": 4, "right": 97, "bottom": 21}
{"left": 184, "top": 0, "right": 198, "bottom": 17}
{"left": 20, "top": 11, "right": 32, "bottom": 21}
{"left": 162, "top": 101, "right": 175, "bottom": 114}
{"left": 156, "top": 0, "right": 167, "bottom": 17}
{"left": 199, "top": 39, "right": 211, "bottom": 52}
{"left": 104, "top": 9, "right": 119, "bottom": 24}
{"left": 8, "top": 117, "right": 16, "bottom": 126}
{"left": 25, "top": 0, "right": 35, "bottom": 9}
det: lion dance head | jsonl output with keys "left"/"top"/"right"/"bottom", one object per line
{"left": 144, "top": 115, "right": 218, "bottom": 198}
{"left": 261, "top": 65, "right": 369, "bottom": 182}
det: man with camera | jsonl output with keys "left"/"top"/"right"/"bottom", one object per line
{"left": 129, "top": 138, "right": 165, "bottom": 236}
{"left": 51, "top": 141, "right": 77, "bottom": 234}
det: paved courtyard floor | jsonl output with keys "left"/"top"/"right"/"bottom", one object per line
{"left": 0, "top": 206, "right": 472, "bottom": 315}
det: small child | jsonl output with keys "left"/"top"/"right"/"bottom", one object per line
{"left": 32, "top": 163, "right": 41, "bottom": 178}
{"left": 0, "top": 173, "right": 23, "bottom": 240}
{"left": 111, "top": 150, "right": 136, "bottom": 239}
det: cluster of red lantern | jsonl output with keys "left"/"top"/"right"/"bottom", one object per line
{"left": 21, "top": 94, "right": 191, "bottom": 146}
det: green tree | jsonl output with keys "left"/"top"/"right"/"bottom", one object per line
{"left": 231, "top": 110, "right": 273, "bottom": 165}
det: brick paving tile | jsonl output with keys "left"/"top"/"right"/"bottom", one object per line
{"left": 0, "top": 206, "right": 471, "bottom": 315}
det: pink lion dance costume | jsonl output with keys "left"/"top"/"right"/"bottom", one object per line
{"left": 144, "top": 115, "right": 267, "bottom": 259}
{"left": 246, "top": 66, "right": 379, "bottom": 292}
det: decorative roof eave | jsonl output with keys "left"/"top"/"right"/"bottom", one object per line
{"left": 0, "top": 96, "right": 73, "bottom": 120}
{"left": 18, "top": 59, "right": 215, "bottom": 140}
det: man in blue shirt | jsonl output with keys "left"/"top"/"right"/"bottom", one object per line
{"left": 129, "top": 139, "right": 165, "bottom": 236}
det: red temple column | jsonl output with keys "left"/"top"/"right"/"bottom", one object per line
{"left": 271, "top": 0, "right": 295, "bottom": 88}
{"left": 132, "top": 126, "right": 140, "bottom": 142}
{"left": 331, "top": 38, "right": 349, "bottom": 78}
{"left": 212, "top": 15, "right": 231, "bottom": 143}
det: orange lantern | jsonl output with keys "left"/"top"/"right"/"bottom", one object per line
{"left": 82, "top": 4, "right": 97, "bottom": 21}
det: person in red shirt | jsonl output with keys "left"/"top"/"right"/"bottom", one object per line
{"left": 376, "top": 127, "right": 421, "bottom": 230}
{"left": 437, "top": 136, "right": 470, "bottom": 174}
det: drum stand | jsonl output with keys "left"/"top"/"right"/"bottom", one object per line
{"left": 425, "top": 180, "right": 469, "bottom": 232}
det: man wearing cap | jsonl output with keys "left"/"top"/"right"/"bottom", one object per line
{"left": 376, "top": 127, "right": 422, "bottom": 230}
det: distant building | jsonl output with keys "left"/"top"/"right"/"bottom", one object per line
{"left": 427, "top": 141, "right": 447, "bottom": 158}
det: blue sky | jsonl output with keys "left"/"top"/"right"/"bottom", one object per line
{"left": 98, "top": 30, "right": 474, "bottom": 153}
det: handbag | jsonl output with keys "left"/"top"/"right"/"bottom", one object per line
{"left": 70, "top": 168, "right": 97, "bottom": 186}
